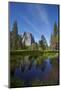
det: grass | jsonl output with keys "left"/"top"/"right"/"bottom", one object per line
{"left": 10, "top": 49, "right": 59, "bottom": 56}
{"left": 10, "top": 49, "right": 59, "bottom": 65}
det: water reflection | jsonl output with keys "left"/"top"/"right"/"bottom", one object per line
{"left": 13, "top": 56, "right": 52, "bottom": 81}
{"left": 10, "top": 55, "right": 59, "bottom": 87}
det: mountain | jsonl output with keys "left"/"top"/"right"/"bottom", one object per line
{"left": 22, "top": 32, "right": 35, "bottom": 46}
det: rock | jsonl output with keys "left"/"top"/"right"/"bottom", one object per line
{"left": 22, "top": 32, "right": 35, "bottom": 46}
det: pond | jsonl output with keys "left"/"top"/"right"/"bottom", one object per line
{"left": 10, "top": 55, "right": 59, "bottom": 87}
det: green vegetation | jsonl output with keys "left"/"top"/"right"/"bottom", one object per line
{"left": 10, "top": 49, "right": 58, "bottom": 57}
{"left": 10, "top": 21, "right": 59, "bottom": 87}
{"left": 10, "top": 21, "right": 22, "bottom": 50}
{"left": 50, "top": 22, "right": 59, "bottom": 50}
{"left": 10, "top": 21, "right": 59, "bottom": 51}
{"left": 39, "top": 35, "right": 48, "bottom": 50}
{"left": 10, "top": 77, "right": 25, "bottom": 88}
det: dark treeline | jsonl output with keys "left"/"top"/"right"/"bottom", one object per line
{"left": 10, "top": 21, "right": 59, "bottom": 50}
{"left": 50, "top": 22, "right": 59, "bottom": 50}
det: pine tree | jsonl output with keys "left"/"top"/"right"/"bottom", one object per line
{"left": 54, "top": 22, "right": 58, "bottom": 36}
{"left": 50, "top": 22, "right": 58, "bottom": 50}
{"left": 39, "top": 35, "right": 48, "bottom": 50}
{"left": 12, "top": 21, "right": 18, "bottom": 49}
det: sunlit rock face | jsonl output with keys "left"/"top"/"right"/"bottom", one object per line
{"left": 22, "top": 32, "right": 35, "bottom": 46}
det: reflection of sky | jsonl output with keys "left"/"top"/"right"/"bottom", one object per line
{"left": 9, "top": 2, "right": 59, "bottom": 46}
{"left": 14, "top": 58, "right": 52, "bottom": 81}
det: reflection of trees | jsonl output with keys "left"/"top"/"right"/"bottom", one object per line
{"left": 36, "top": 56, "right": 45, "bottom": 68}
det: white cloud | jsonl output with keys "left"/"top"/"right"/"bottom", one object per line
{"left": 36, "top": 5, "right": 51, "bottom": 30}
{"left": 36, "top": 5, "right": 52, "bottom": 45}
{"left": 23, "top": 16, "right": 41, "bottom": 35}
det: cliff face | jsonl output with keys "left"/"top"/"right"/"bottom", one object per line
{"left": 10, "top": 31, "right": 35, "bottom": 49}
{"left": 22, "top": 32, "right": 35, "bottom": 46}
{"left": 10, "top": 21, "right": 35, "bottom": 49}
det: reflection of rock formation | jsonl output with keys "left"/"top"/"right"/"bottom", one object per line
{"left": 22, "top": 32, "right": 35, "bottom": 46}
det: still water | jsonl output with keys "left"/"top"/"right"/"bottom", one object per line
{"left": 10, "top": 56, "right": 59, "bottom": 87}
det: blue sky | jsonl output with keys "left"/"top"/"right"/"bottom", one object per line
{"left": 9, "top": 2, "right": 59, "bottom": 46}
